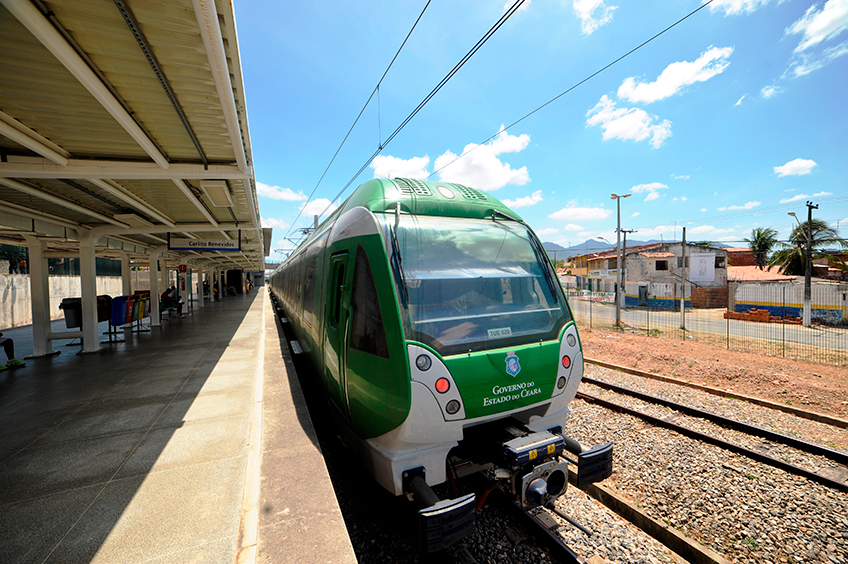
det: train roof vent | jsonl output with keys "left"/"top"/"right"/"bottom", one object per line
{"left": 449, "top": 183, "right": 489, "bottom": 202}
{"left": 394, "top": 178, "right": 433, "bottom": 197}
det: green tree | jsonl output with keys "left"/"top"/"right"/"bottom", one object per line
{"left": 743, "top": 227, "right": 779, "bottom": 270}
{"left": 768, "top": 219, "right": 847, "bottom": 275}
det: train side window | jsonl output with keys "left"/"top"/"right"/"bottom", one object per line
{"left": 329, "top": 256, "right": 346, "bottom": 328}
{"left": 350, "top": 245, "right": 390, "bottom": 358}
{"left": 302, "top": 255, "right": 317, "bottom": 323}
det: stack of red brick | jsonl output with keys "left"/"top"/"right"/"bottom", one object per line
{"left": 723, "top": 309, "right": 802, "bottom": 324}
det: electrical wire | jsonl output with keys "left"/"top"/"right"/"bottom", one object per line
{"left": 427, "top": 0, "right": 717, "bottom": 181}
{"left": 314, "top": 0, "right": 529, "bottom": 222}
{"left": 281, "top": 0, "right": 433, "bottom": 245}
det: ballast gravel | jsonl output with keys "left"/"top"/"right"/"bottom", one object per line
{"left": 563, "top": 364, "right": 848, "bottom": 564}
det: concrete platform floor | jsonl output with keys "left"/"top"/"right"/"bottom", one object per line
{"left": 0, "top": 287, "right": 356, "bottom": 564}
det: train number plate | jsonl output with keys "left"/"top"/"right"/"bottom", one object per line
{"left": 488, "top": 327, "right": 512, "bottom": 338}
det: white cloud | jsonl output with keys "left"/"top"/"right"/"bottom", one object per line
{"left": 779, "top": 191, "right": 833, "bottom": 203}
{"left": 536, "top": 227, "right": 559, "bottom": 236}
{"left": 708, "top": 0, "right": 776, "bottom": 16}
{"left": 631, "top": 182, "right": 668, "bottom": 193}
{"left": 718, "top": 201, "right": 761, "bottom": 211}
{"left": 774, "top": 158, "right": 817, "bottom": 177}
{"left": 264, "top": 217, "right": 289, "bottom": 230}
{"left": 573, "top": 0, "right": 617, "bottom": 35}
{"left": 502, "top": 189, "right": 543, "bottom": 209}
{"left": 672, "top": 174, "right": 690, "bottom": 180}
{"left": 735, "top": 94, "right": 747, "bottom": 106}
{"left": 631, "top": 212, "right": 640, "bottom": 217}
{"left": 786, "top": 0, "right": 848, "bottom": 53}
{"left": 645, "top": 192, "right": 661, "bottom": 202}
{"left": 256, "top": 182, "right": 307, "bottom": 201}
{"left": 785, "top": 40, "right": 848, "bottom": 77}
{"left": 299, "top": 198, "right": 338, "bottom": 218}
{"left": 701, "top": 208, "right": 708, "bottom": 212}
{"left": 548, "top": 203, "right": 612, "bottom": 221}
{"left": 504, "top": 0, "right": 531, "bottom": 13}
{"left": 371, "top": 155, "right": 431, "bottom": 179}
{"left": 434, "top": 126, "right": 530, "bottom": 191}
{"left": 618, "top": 47, "right": 734, "bottom": 103}
{"left": 761, "top": 85, "right": 782, "bottom": 99}
{"left": 563, "top": 223, "right": 584, "bottom": 231}
{"left": 586, "top": 95, "right": 672, "bottom": 148}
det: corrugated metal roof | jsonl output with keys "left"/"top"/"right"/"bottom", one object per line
{"left": 0, "top": 0, "right": 264, "bottom": 270}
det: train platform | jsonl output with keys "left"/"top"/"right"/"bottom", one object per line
{"left": 0, "top": 287, "right": 356, "bottom": 564}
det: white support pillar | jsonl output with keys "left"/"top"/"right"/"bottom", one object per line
{"left": 118, "top": 250, "right": 132, "bottom": 296}
{"left": 79, "top": 236, "right": 100, "bottom": 353}
{"left": 160, "top": 261, "right": 169, "bottom": 296}
{"left": 23, "top": 235, "right": 55, "bottom": 357}
{"left": 148, "top": 247, "right": 166, "bottom": 326}
{"left": 197, "top": 265, "right": 204, "bottom": 308}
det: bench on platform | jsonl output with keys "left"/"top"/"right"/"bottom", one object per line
{"left": 159, "top": 299, "right": 179, "bottom": 320}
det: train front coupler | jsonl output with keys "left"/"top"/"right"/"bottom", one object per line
{"left": 488, "top": 428, "right": 613, "bottom": 510}
{"left": 402, "top": 468, "right": 476, "bottom": 553}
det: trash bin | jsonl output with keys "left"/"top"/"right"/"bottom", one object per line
{"left": 97, "top": 295, "right": 112, "bottom": 323}
{"left": 111, "top": 296, "right": 129, "bottom": 326}
{"left": 60, "top": 297, "right": 82, "bottom": 329}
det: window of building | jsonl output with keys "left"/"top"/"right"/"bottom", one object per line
{"left": 656, "top": 260, "right": 668, "bottom": 271}
{"left": 715, "top": 256, "right": 726, "bottom": 268}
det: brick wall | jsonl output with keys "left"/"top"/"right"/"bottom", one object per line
{"left": 691, "top": 286, "right": 727, "bottom": 308}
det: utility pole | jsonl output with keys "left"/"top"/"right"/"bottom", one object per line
{"left": 680, "top": 227, "right": 687, "bottom": 331}
{"left": 621, "top": 229, "right": 636, "bottom": 310}
{"left": 611, "top": 193, "right": 631, "bottom": 328}
{"left": 803, "top": 201, "right": 818, "bottom": 327}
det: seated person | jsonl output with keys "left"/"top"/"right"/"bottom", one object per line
{"left": 0, "top": 333, "right": 25, "bottom": 371}
{"left": 161, "top": 286, "right": 184, "bottom": 316}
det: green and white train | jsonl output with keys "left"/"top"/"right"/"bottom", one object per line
{"left": 269, "top": 178, "right": 611, "bottom": 551}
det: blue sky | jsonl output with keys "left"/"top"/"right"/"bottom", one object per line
{"left": 233, "top": 0, "right": 848, "bottom": 258}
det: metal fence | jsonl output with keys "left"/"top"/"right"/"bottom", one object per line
{"left": 566, "top": 289, "right": 848, "bottom": 367}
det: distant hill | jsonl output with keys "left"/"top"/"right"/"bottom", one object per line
{"left": 544, "top": 238, "right": 732, "bottom": 259}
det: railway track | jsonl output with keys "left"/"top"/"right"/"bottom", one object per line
{"left": 565, "top": 360, "right": 848, "bottom": 563}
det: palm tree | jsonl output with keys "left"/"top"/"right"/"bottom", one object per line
{"left": 768, "top": 219, "right": 847, "bottom": 275}
{"left": 743, "top": 227, "right": 779, "bottom": 269}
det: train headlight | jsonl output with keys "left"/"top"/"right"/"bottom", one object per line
{"left": 561, "top": 355, "right": 571, "bottom": 369}
{"left": 557, "top": 376, "right": 567, "bottom": 389}
{"left": 445, "top": 400, "right": 461, "bottom": 414}
{"left": 566, "top": 334, "right": 577, "bottom": 347}
{"left": 416, "top": 354, "right": 432, "bottom": 371}
{"left": 435, "top": 377, "right": 450, "bottom": 394}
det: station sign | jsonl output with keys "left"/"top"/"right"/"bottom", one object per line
{"left": 168, "top": 231, "right": 241, "bottom": 252}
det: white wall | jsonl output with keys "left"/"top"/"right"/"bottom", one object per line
{"left": 0, "top": 274, "right": 124, "bottom": 330}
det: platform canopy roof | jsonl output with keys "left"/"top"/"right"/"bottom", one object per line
{"left": 0, "top": 0, "right": 269, "bottom": 271}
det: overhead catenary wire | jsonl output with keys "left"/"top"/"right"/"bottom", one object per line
{"left": 427, "top": 0, "right": 717, "bottom": 181}
{"left": 281, "top": 0, "right": 433, "bottom": 245}
{"left": 314, "top": 0, "right": 529, "bottom": 223}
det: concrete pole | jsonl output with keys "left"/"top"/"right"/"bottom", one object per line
{"left": 803, "top": 202, "right": 818, "bottom": 327}
{"left": 78, "top": 236, "right": 100, "bottom": 353}
{"left": 118, "top": 251, "right": 132, "bottom": 296}
{"left": 680, "top": 227, "right": 687, "bottom": 331}
{"left": 148, "top": 246, "right": 167, "bottom": 326}
{"left": 23, "top": 235, "right": 55, "bottom": 357}
{"left": 197, "top": 265, "right": 204, "bottom": 308}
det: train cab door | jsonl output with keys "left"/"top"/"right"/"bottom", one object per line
{"left": 323, "top": 251, "right": 352, "bottom": 415}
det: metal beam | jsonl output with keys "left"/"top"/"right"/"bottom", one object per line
{"left": 0, "top": 178, "right": 129, "bottom": 228}
{"left": 87, "top": 179, "right": 176, "bottom": 227}
{"left": 0, "top": 119, "right": 69, "bottom": 165}
{"left": 0, "top": 0, "right": 170, "bottom": 169}
{"left": 0, "top": 157, "right": 250, "bottom": 179}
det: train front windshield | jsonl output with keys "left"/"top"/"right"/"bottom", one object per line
{"left": 382, "top": 214, "right": 572, "bottom": 355}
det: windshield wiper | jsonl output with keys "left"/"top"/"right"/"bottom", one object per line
{"left": 390, "top": 203, "right": 409, "bottom": 307}
{"left": 493, "top": 208, "right": 559, "bottom": 302}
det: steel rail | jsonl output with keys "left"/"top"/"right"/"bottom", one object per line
{"left": 576, "top": 391, "right": 848, "bottom": 493}
{"left": 582, "top": 376, "right": 848, "bottom": 465}
{"left": 584, "top": 357, "right": 848, "bottom": 428}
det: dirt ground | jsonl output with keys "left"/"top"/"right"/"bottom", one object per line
{"left": 579, "top": 328, "right": 848, "bottom": 420}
